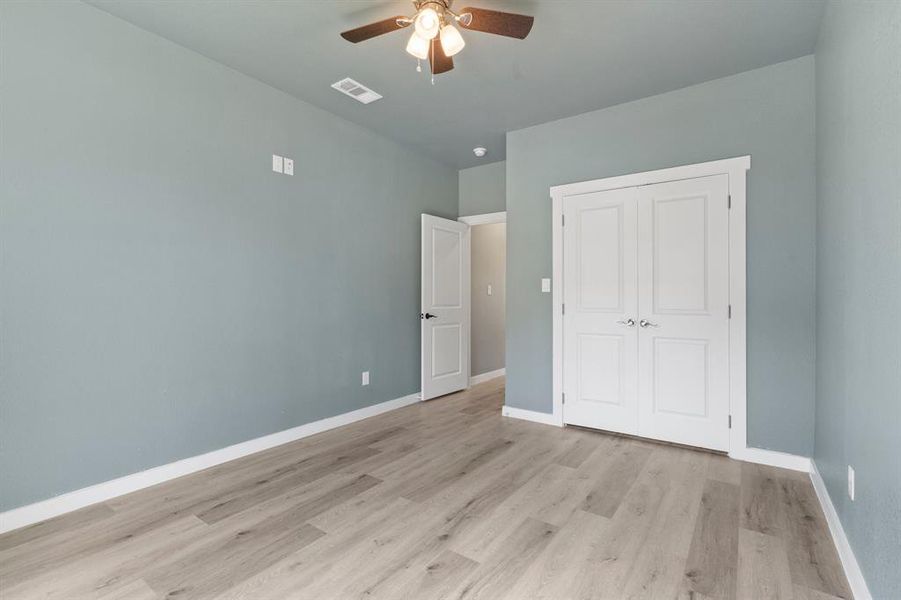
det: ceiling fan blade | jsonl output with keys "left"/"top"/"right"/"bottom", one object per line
{"left": 429, "top": 39, "right": 454, "bottom": 74}
{"left": 340, "top": 16, "right": 409, "bottom": 43}
{"left": 459, "top": 7, "right": 534, "bottom": 39}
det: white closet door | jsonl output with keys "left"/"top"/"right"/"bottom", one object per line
{"left": 636, "top": 175, "right": 730, "bottom": 451}
{"left": 563, "top": 187, "right": 639, "bottom": 434}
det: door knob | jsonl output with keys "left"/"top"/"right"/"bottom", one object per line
{"left": 422, "top": 313, "right": 438, "bottom": 319}
{"left": 639, "top": 319, "right": 659, "bottom": 328}
{"left": 616, "top": 318, "right": 636, "bottom": 327}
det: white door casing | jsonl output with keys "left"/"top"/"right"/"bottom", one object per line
{"left": 421, "top": 214, "right": 471, "bottom": 400}
{"left": 636, "top": 175, "right": 731, "bottom": 451}
{"left": 563, "top": 187, "right": 640, "bottom": 435}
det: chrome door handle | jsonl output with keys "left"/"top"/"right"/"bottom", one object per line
{"left": 639, "top": 319, "right": 659, "bottom": 328}
{"left": 616, "top": 318, "right": 636, "bottom": 327}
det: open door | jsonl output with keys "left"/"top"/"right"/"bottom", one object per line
{"left": 421, "top": 214, "right": 470, "bottom": 400}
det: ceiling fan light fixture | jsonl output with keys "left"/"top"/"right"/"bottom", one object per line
{"left": 414, "top": 6, "right": 440, "bottom": 39}
{"left": 340, "top": 3, "right": 534, "bottom": 79}
{"left": 405, "top": 31, "right": 430, "bottom": 60}
{"left": 439, "top": 24, "right": 465, "bottom": 57}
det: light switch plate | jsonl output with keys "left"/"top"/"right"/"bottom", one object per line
{"left": 541, "top": 278, "right": 551, "bottom": 293}
{"left": 362, "top": 371, "right": 369, "bottom": 386}
{"left": 272, "top": 154, "right": 283, "bottom": 173}
{"left": 487, "top": 284, "right": 493, "bottom": 296}
{"left": 283, "top": 158, "right": 294, "bottom": 176}
{"left": 848, "top": 465, "right": 855, "bottom": 500}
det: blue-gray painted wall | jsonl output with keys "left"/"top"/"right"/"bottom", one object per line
{"left": 814, "top": 2, "right": 901, "bottom": 597}
{"left": 458, "top": 161, "right": 506, "bottom": 217}
{"left": 506, "top": 57, "right": 817, "bottom": 456}
{"left": 0, "top": 1, "right": 457, "bottom": 511}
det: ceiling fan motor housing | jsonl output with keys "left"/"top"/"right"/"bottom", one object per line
{"left": 415, "top": 1, "right": 450, "bottom": 29}
{"left": 414, "top": 0, "right": 453, "bottom": 11}
{"left": 414, "top": 1, "right": 469, "bottom": 29}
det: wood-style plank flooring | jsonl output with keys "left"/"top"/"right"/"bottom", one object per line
{"left": 0, "top": 379, "right": 851, "bottom": 599}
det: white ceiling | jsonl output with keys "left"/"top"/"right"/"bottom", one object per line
{"left": 87, "top": 0, "right": 826, "bottom": 168}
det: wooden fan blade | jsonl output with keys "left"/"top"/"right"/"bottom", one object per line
{"left": 429, "top": 39, "right": 454, "bottom": 74}
{"left": 459, "top": 7, "right": 534, "bottom": 39}
{"left": 340, "top": 16, "right": 409, "bottom": 43}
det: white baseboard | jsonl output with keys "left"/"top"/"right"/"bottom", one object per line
{"left": 496, "top": 410, "right": 813, "bottom": 472}
{"left": 469, "top": 368, "right": 505, "bottom": 386}
{"left": 0, "top": 392, "right": 422, "bottom": 535}
{"left": 730, "top": 446, "right": 812, "bottom": 472}
{"left": 501, "top": 405, "right": 563, "bottom": 427}
{"left": 809, "top": 461, "right": 872, "bottom": 600}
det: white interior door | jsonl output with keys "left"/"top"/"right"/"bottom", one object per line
{"left": 421, "top": 214, "right": 470, "bottom": 400}
{"left": 636, "top": 175, "right": 731, "bottom": 451}
{"left": 562, "top": 188, "right": 640, "bottom": 434}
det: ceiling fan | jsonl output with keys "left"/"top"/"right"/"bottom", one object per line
{"left": 340, "top": 1, "right": 534, "bottom": 77}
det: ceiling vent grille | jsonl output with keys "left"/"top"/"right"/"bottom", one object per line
{"left": 331, "top": 78, "right": 382, "bottom": 104}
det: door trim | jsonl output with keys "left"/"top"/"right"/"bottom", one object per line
{"left": 550, "top": 156, "right": 751, "bottom": 457}
{"left": 458, "top": 211, "right": 506, "bottom": 226}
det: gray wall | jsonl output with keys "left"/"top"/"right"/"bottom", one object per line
{"left": 814, "top": 2, "right": 901, "bottom": 597}
{"left": 506, "top": 56, "right": 817, "bottom": 456}
{"left": 459, "top": 161, "right": 506, "bottom": 217}
{"left": 471, "top": 223, "right": 506, "bottom": 376}
{"left": 0, "top": 1, "right": 457, "bottom": 511}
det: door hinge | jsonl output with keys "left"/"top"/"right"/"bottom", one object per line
{"left": 562, "top": 392, "right": 566, "bottom": 404}
{"left": 729, "top": 415, "right": 732, "bottom": 429}
{"left": 562, "top": 303, "right": 565, "bottom": 315}
{"left": 728, "top": 194, "right": 732, "bottom": 209}
{"left": 562, "top": 214, "right": 565, "bottom": 227}
{"left": 728, "top": 304, "right": 732, "bottom": 319}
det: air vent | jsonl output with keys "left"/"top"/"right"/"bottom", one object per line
{"left": 331, "top": 78, "right": 382, "bottom": 104}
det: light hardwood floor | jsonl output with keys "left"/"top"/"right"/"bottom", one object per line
{"left": 0, "top": 378, "right": 850, "bottom": 599}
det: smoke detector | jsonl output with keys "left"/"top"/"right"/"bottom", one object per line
{"left": 473, "top": 147, "right": 487, "bottom": 157}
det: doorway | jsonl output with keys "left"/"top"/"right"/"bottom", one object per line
{"left": 461, "top": 212, "right": 506, "bottom": 386}
{"left": 420, "top": 212, "right": 506, "bottom": 402}
{"left": 551, "top": 157, "right": 750, "bottom": 454}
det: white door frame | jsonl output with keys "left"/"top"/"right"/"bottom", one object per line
{"left": 458, "top": 211, "right": 506, "bottom": 386}
{"left": 550, "top": 156, "right": 751, "bottom": 458}
{"left": 458, "top": 211, "right": 506, "bottom": 226}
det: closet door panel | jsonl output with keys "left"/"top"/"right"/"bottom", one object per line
{"left": 562, "top": 187, "right": 639, "bottom": 434}
{"left": 636, "top": 175, "right": 730, "bottom": 451}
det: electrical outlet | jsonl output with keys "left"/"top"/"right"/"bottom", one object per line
{"left": 362, "top": 371, "right": 369, "bottom": 386}
{"left": 848, "top": 465, "right": 855, "bottom": 501}
{"left": 272, "top": 154, "right": 283, "bottom": 173}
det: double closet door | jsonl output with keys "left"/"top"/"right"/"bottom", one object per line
{"left": 562, "top": 174, "right": 731, "bottom": 451}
